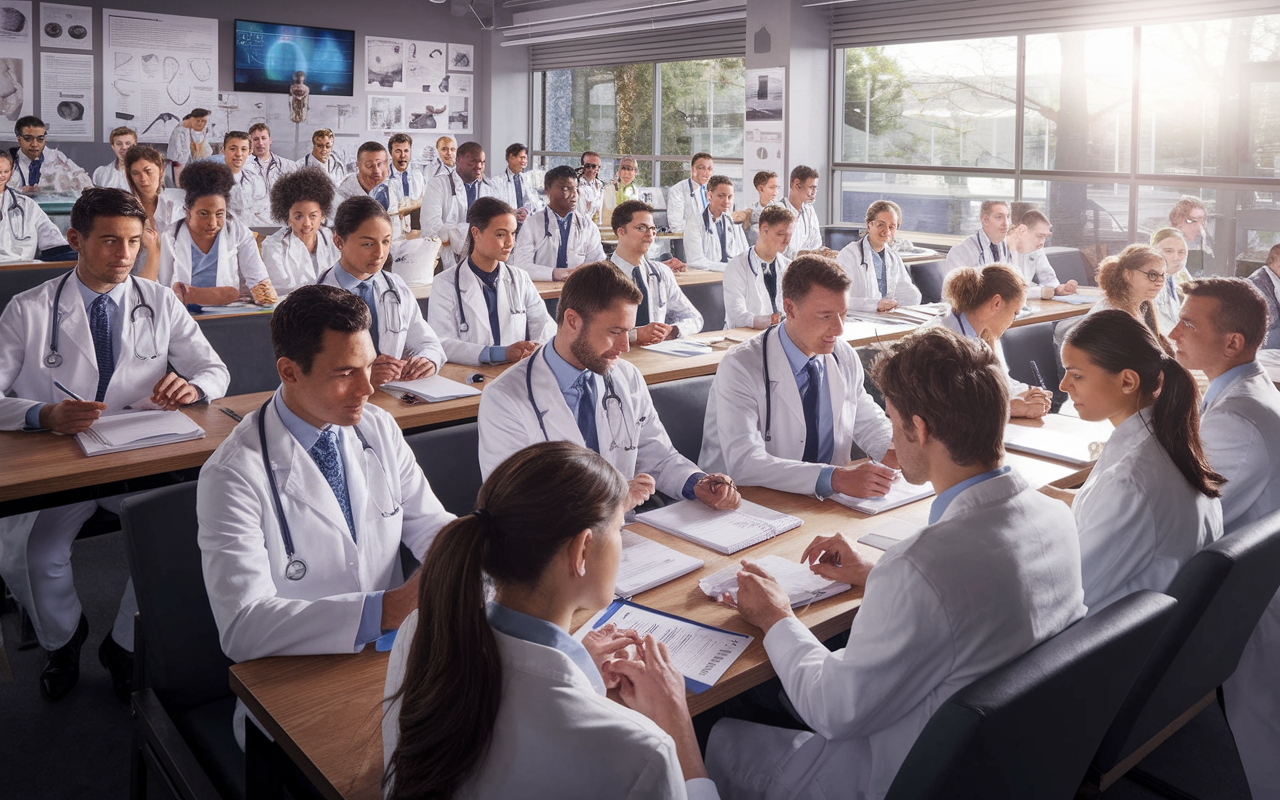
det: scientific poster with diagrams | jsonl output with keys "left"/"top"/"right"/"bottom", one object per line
{"left": 40, "top": 52, "right": 93, "bottom": 140}
{"left": 404, "top": 40, "right": 446, "bottom": 92}
{"left": 0, "top": 1, "right": 33, "bottom": 124}
{"left": 447, "top": 43, "right": 472, "bottom": 72}
{"left": 744, "top": 67, "right": 785, "bottom": 182}
{"left": 40, "top": 3, "right": 91, "bottom": 50}
{"left": 366, "top": 37, "right": 404, "bottom": 91}
{"left": 367, "top": 94, "right": 403, "bottom": 132}
{"left": 102, "top": 9, "right": 217, "bottom": 143}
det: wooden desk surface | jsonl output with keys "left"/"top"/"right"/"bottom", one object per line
{"left": 410, "top": 268, "right": 724, "bottom": 301}
{"left": 0, "top": 259, "right": 76, "bottom": 273}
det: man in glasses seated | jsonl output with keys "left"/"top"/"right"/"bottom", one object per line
{"left": 8, "top": 115, "right": 93, "bottom": 194}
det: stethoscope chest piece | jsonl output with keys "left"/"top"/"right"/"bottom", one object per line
{"left": 285, "top": 558, "right": 307, "bottom": 581}
{"left": 44, "top": 352, "right": 63, "bottom": 368}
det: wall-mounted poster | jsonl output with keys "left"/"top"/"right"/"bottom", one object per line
{"left": 744, "top": 66, "right": 785, "bottom": 184}
{"left": 368, "top": 94, "right": 403, "bottom": 132}
{"left": 0, "top": 1, "right": 32, "bottom": 123}
{"left": 404, "top": 40, "right": 446, "bottom": 92}
{"left": 40, "top": 3, "right": 91, "bottom": 50}
{"left": 366, "top": 37, "right": 403, "bottom": 90}
{"left": 102, "top": 8, "right": 217, "bottom": 143}
{"left": 446, "top": 73, "right": 471, "bottom": 98}
{"left": 40, "top": 52, "right": 93, "bottom": 140}
{"left": 447, "top": 95, "right": 470, "bottom": 134}
{"left": 404, "top": 93, "right": 447, "bottom": 131}
{"left": 447, "top": 43, "right": 472, "bottom": 72}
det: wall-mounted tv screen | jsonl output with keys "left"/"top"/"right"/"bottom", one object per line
{"left": 234, "top": 19, "right": 355, "bottom": 96}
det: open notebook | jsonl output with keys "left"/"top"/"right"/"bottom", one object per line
{"left": 616, "top": 530, "right": 704, "bottom": 597}
{"left": 636, "top": 499, "right": 802, "bottom": 555}
{"left": 76, "top": 410, "right": 205, "bottom": 456}
{"left": 381, "top": 375, "right": 481, "bottom": 403}
{"left": 699, "top": 554, "right": 850, "bottom": 607}
{"left": 830, "top": 479, "right": 935, "bottom": 515}
{"left": 1004, "top": 422, "right": 1106, "bottom": 466}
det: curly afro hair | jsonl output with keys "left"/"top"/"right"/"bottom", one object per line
{"left": 270, "top": 166, "right": 336, "bottom": 225}
{"left": 178, "top": 159, "right": 235, "bottom": 209}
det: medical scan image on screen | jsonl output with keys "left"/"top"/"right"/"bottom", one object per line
{"left": 234, "top": 20, "right": 355, "bottom": 97}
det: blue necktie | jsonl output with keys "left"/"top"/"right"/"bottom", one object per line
{"left": 717, "top": 216, "right": 729, "bottom": 263}
{"left": 1166, "top": 276, "right": 1177, "bottom": 303}
{"left": 801, "top": 359, "right": 822, "bottom": 464}
{"left": 356, "top": 280, "right": 381, "bottom": 355}
{"left": 631, "top": 265, "right": 651, "bottom": 327}
{"left": 27, "top": 154, "right": 43, "bottom": 186}
{"left": 400, "top": 169, "right": 409, "bottom": 195}
{"left": 513, "top": 174, "right": 524, "bottom": 209}
{"left": 89, "top": 294, "right": 115, "bottom": 403}
{"left": 465, "top": 181, "right": 478, "bottom": 208}
{"left": 555, "top": 214, "right": 572, "bottom": 271}
{"left": 575, "top": 373, "right": 599, "bottom": 453}
{"left": 762, "top": 258, "right": 778, "bottom": 312}
{"left": 990, "top": 242, "right": 1001, "bottom": 264}
{"left": 309, "top": 430, "right": 356, "bottom": 541}
{"left": 874, "top": 251, "right": 888, "bottom": 297}
{"left": 699, "top": 183, "right": 707, "bottom": 210}
{"left": 371, "top": 183, "right": 390, "bottom": 211}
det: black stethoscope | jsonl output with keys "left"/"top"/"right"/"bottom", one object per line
{"left": 455, "top": 261, "right": 526, "bottom": 334}
{"left": 319, "top": 266, "right": 406, "bottom": 334}
{"left": 252, "top": 155, "right": 287, "bottom": 185}
{"left": 44, "top": 271, "right": 158, "bottom": 368}
{"left": 1, "top": 186, "right": 31, "bottom": 241}
{"left": 627, "top": 258, "right": 671, "bottom": 308}
{"left": 760, "top": 324, "right": 839, "bottom": 444}
{"left": 542, "top": 207, "right": 588, "bottom": 242}
{"left": 257, "top": 397, "right": 401, "bottom": 581}
{"left": 526, "top": 346, "right": 636, "bottom": 452}
{"left": 971, "top": 233, "right": 1008, "bottom": 266}
{"left": 952, "top": 309, "right": 976, "bottom": 338}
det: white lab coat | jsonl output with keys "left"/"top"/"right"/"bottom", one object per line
{"left": 0, "top": 272, "right": 228, "bottom": 644}
{"left": 699, "top": 330, "right": 893, "bottom": 497}
{"left": 746, "top": 199, "right": 786, "bottom": 245}
{"left": 247, "top": 153, "right": 299, "bottom": 194}
{"left": 335, "top": 173, "right": 408, "bottom": 242}
{"left": 426, "top": 262, "right": 555, "bottom": 366}
{"left": 943, "top": 230, "right": 1010, "bottom": 272}
{"left": 229, "top": 170, "right": 272, "bottom": 227}
{"left": 665, "top": 178, "right": 706, "bottom": 234}
{"left": 1153, "top": 279, "right": 1183, "bottom": 334}
{"left": 835, "top": 236, "right": 922, "bottom": 313}
{"left": 317, "top": 266, "right": 446, "bottom": 368}
{"left": 389, "top": 164, "right": 426, "bottom": 202}
{"left": 132, "top": 189, "right": 186, "bottom": 276}
{"left": 510, "top": 207, "right": 606, "bottom": 282}
{"left": 157, "top": 218, "right": 271, "bottom": 296}
{"left": 0, "top": 186, "right": 68, "bottom": 262}
{"left": 422, "top": 172, "right": 500, "bottom": 270}
{"left": 781, "top": 199, "right": 821, "bottom": 260}
{"left": 166, "top": 126, "right": 209, "bottom": 169}
{"left": 8, "top": 147, "right": 93, "bottom": 193}
{"left": 722, "top": 248, "right": 789, "bottom": 330}
{"left": 92, "top": 163, "right": 132, "bottom": 192}
{"left": 683, "top": 207, "right": 749, "bottom": 272}
{"left": 494, "top": 168, "right": 540, "bottom": 216}
{"left": 706, "top": 468, "right": 1086, "bottom": 800}
{"left": 300, "top": 153, "right": 346, "bottom": 185}
{"left": 931, "top": 310, "right": 1032, "bottom": 396}
{"left": 576, "top": 177, "right": 605, "bottom": 224}
{"left": 1009, "top": 248, "right": 1060, "bottom": 291}
{"left": 1074, "top": 406, "right": 1223, "bottom": 613}
{"left": 259, "top": 226, "right": 341, "bottom": 295}
{"left": 383, "top": 610, "right": 719, "bottom": 800}
{"left": 608, "top": 252, "right": 703, "bottom": 340}
{"left": 477, "top": 345, "right": 701, "bottom": 498}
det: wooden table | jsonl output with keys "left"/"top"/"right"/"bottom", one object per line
{"left": 409, "top": 267, "right": 723, "bottom": 301}
{"left": 230, "top": 451, "right": 1088, "bottom": 800}
{"left": 0, "top": 259, "right": 76, "bottom": 273}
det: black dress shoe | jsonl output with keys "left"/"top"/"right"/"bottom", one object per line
{"left": 98, "top": 633, "right": 134, "bottom": 704}
{"left": 40, "top": 614, "right": 89, "bottom": 702}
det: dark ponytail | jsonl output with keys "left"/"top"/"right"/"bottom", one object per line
{"left": 384, "top": 441, "right": 628, "bottom": 799}
{"left": 465, "top": 195, "right": 516, "bottom": 258}
{"left": 1065, "top": 310, "right": 1223, "bottom": 498}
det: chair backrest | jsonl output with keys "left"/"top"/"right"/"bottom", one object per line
{"left": 197, "top": 314, "right": 281, "bottom": 396}
{"left": 823, "top": 226, "right": 862, "bottom": 252}
{"left": 1001, "top": 321, "right": 1066, "bottom": 407}
{"left": 885, "top": 591, "right": 1177, "bottom": 800}
{"left": 405, "top": 421, "right": 484, "bottom": 516}
{"left": 648, "top": 375, "right": 714, "bottom": 464}
{"left": 120, "top": 482, "right": 234, "bottom": 713}
{"left": 1093, "top": 508, "right": 1280, "bottom": 774}
{"left": 681, "top": 280, "right": 722, "bottom": 334}
{"left": 1, "top": 266, "right": 68, "bottom": 311}
{"left": 909, "top": 261, "right": 947, "bottom": 304}
{"left": 1043, "top": 247, "right": 1095, "bottom": 287}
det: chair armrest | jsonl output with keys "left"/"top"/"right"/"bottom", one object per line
{"left": 132, "top": 688, "right": 224, "bottom": 800}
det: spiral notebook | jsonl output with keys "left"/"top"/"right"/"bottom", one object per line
{"left": 635, "top": 499, "right": 803, "bottom": 555}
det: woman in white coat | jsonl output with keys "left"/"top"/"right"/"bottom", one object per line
{"left": 319, "top": 195, "right": 445, "bottom": 387}
{"left": 1058, "top": 309, "right": 1223, "bottom": 613}
{"left": 427, "top": 197, "right": 555, "bottom": 366}
{"left": 157, "top": 160, "right": 277, "bottom": 307}
{"left": 1151, "top": 227, "right": 1193, "bottom": 332}
{"left": 260, "top": 166, "right": 341, "bottom": 295}
{"left": 124, "top": 144, "right": 185, "bottom": 281}
{"left": 383, "top": 441, "right": 719, "bottom": 800}
{"left": 91, "top": 126, "right": 135, "bottom": 192}
{"left": 836, "top": 200, "right": 921, "bottom": 313}
{"left": 722, "top": 204, "right": 793, "bottom": 329}
{"left": 0, "top": 151, "right": 72, "bottom": 263}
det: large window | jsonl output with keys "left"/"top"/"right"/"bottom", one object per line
{"left": 834, "top": 14, "right": 1280, "bottom": 276}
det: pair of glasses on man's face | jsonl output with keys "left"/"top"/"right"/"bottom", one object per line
{"left": 19, "top": 134, "right": 45, "bottom": 143}
{"left": 582, "top": 163, "right": 601, "bottom": 171}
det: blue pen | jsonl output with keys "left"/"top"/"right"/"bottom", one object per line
{"left": 1030, "top": 360, "right": 1048, "bottom": 391}
{"left": 53, "top": 380, "right": 85, "bottom": 401}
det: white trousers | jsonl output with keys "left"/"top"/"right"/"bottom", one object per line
{"left": 706, "top": 717, "right": 871, "bottom": 800}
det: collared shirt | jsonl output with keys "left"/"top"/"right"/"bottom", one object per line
{"left": 778, "top": 322, "right": 837, "bottom": 497}
{"left": 953, "top": 311, "right": 978, "bottom": 339}
{"left": 975, "top": 229, "right": 1009, "bottom": 265}
{"left": 1203, "top": 362, "right": 1257, "bottom": 412}
{"left": 464, "top": 179, "right": 480, "bottom": 208}
{"left": 15, "top": 151, "right": 44, "bottom": 186}
{"left": 750, "top": 246, "right": 780, "bottom": 312}
{"left": 189, "top": 233, "right": 222, "bottom": 288}
{"left": 467, "top": 259, "right": 507, "bottom": 361}
{"left": 488, "top": 601, "right": 605, "bottom": 694}
{"left": 332, "top": 263, "right": 381, "bottom": 298}
{"left": 1267, "top": 266, "right": 1280, "bottom": 297}
{"left": 929, "top": 465, "right": 1012, "bottom": 524}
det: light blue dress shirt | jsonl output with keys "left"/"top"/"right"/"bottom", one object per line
{"left": 189, "top": 234, "right": 222, "bottom": 288}
{"left": 928, "top": 465, "right": 1011, "bottom": 524}
{"left": 778, "top": 323, "right": 837, "bottom": 497}
{"left": 1202, "top": 362, "right": 1255, "bottom": 413}
{"left": 487, "top": 601, "right": 606, "bottom": 694}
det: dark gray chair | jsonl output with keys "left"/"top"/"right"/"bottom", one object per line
{"left": 648, "top": 375, "right": 714, "bottom": 464}
{"left": 405, "top": 421, "right": 484, "bottom": 516}
{"left": 1, "top": 265, "right": 70, "bottom": 311}
{"left": 1084, "top": 509, "right": 1280, "bottom": 795}
{"left": 823, "top": 226, "right": 862, "bottom": 252}
{"left": 196, "top": 314, "right": 280, "bottom": 396}
{"left": 1044, "top": 247, "right": 1095, "bottom": 287}
{"left": 682, "top": 280, "right": 724, "bottom": 333}
{"left": 1002, "top": 321, "right": 1067, "bottom": 409}
{"left": 884, "top": 591, "right": 1178, "bottom": 800}
{"left": 909, "top": 261, "right": 947, "bottom": 304}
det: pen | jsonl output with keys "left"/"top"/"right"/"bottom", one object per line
{"left": 1030, "top": 360, "right": 1048, "bottom": 391}
{"left": 219, "top": 407, "right": 244, "bottom": 423}
{"left": 53, "top": 380, "right": 84, "bottom": 401}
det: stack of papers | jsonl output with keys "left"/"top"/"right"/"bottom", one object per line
{"left": 857, "top": 518, "right": 923, "bottom": 551}
{"left": 382, "top": 375, "right": 481, "bottom": 403}
{"left": 830, "top": 479, "right": 935, "bottom": 515}
{"left": 1004, "top": 422, "right": 1106, "bottom": 465}
{"left": 846, "top": 303, "right": 946, "bottom": 326}
{"left": 615, "top": 530, "right": 704, "bottom": 597}
{"left": 699, "top": 554, "right": 850, "bottom": 607}
{"left": 637, "top": 499, "right": 803, "bottom": 555}
{"left": 641, "top": 340, "right": 714, "bottom": 358}
{"left": 76, "top": 410, "right": 205, "bottom": 456}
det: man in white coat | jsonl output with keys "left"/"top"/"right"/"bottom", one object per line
{"left": 423, "top": 141, "right": 499, "bottom": 270}
{"left": 222, "top": 130, "right": 263, "bottom": 225}
{"left": 0, "top": 150, "right": 75, "bottom": 262}
{"left": 0, "top": 188, "right": 229, "bottom": 703}
{"left": 575, "top": 151, "right": 606, "bottom": 224}
{"left": 198, "top": 284, "right": 454, "bottom": 748}
{"left": 781, "top": 165, "right": 823, "bottom": 260}
{"left": 234, "top": 124, "right": 297, "bottom": 227}
{"left": 300, "top": 128, "right": 347, "bottom": 185}
{"left": 1005, "top": 208, "right": 1077, "bottom": 297}
{"left": 1168, "top": 278, "right": 1280, "bottom": 800}
{"left": 683, "top": 175, "right": 748, "bottom": 272}
{"left": 424, "top": 135, "right": 456, "bottom": 179}
{"left": 665, "top": 152, "right": 714, "bottom": 234}
{"left": 610, "top": 200, "right": 703, "bottom": 345}
{"left": 494, "top": 142, "right": 540, "bottom": 225}
{"left": 8, "top": 115, "right": 94, "bottom": 194}
{"left": 702, "top": 254, "right": 900, "bottom": 499}
{"left": 836, "top": 200, "right": 921, "bottom": 314}
{"left": 706, "top": 325, "right": 1087, "bottom": 800}
{"left": 943, "top": 199, "right": 1012, "bottom": 272}
{"left": 510, "top": 165, "right": 606, "bottom": 282}
{"left": 477, "top": 261, "right": 739, "bottom": 512}
{"left": 387, "top": 132, "right": 425, "bottom": 236}
{"left": 165, "top": 109, "right": 211, "bottom": 187}
{"left": 722, "top": 205, "right": 793, "bottom": 330}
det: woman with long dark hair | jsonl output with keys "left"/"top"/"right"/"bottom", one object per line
{"left": 383, "top": 441, "right": 715, "bottom": 799}
{"left": 1060, "top": 309, "right": 1223, "bottom": 613}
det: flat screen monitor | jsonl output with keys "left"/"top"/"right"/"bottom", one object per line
{"left": 234, "top": 19, "right": 355, "bottom": 97}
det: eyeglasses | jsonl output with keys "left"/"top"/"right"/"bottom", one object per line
{"left": 1138, "top": 269, "right": 1167, "bottom": 283}
{"left": 582, "top": 163, "right": 601, "bottom": 170}
{"left": 19, "top": 134, "right": 45, "bottom": 143}
{"left": 632, "top": 225, "right": 659, "bottom": 235}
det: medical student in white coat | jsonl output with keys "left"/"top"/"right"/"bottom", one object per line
{"left": 92, "top": 126, "right": 136, "bottom": 192}
{"left": 1056, "top": 310, "right": 1223, "bottom": 613}
{"left": 836, "top": 200, "right": 922, "bottom": 313}
{"left": 477, "top": 261, "right": 738, "bottom": 511}
{"left": 9, "top": 115, "right": 94, "bottom": 193}
{"left": 319, "top": 196, "right": 444, "bottom": 386}
{"left": 744, "top": 170, "right": 784, "bottom": 245}
{"left": 0, "top": 151, "right": 74, "bottom": 263}
{"left": 242, "top": 123, "right": 299, "bottom": 217}
{"left": 1168, "top": 279, "right": 1280, "bottom": 799}
{"left": 664, "top": 152, "right": 713, "bottom": 234}
{"left": 259, "top": 166, "right": 341, "bottom": 295}
{"left": 384, "top": 441, "right": 720, "bottom": 800}
{"left": 165, "top": 110, "right": 211, "bottom": 187}
{"left": 943, "top": 199, "right": 1011, "bottom": 272}
{"left": 1152, "top": 227, "right": 1194, "bottom": 333}
{"left": 701, "top": 255, "right": 900, "bottom": 499}
{"left": 300, "top": 128, "right": 347, "bottom": 185}
{"left": 510, "top": 165, "right": 606, "bottom": 282}
{"left": 423, "top": 141, "right": 499, "bottom": 271}
{"left": 1053, "top": 245, "right": 1167, "bottom": 358}
{"left": 610, "top": 200, "right": 704, "bottom": 345}
{"left": 682, "top": 175, "right": 748, "bottom": 272}
{"left": 124, "top": 144, "right": 185, "bottom": 281}
{"left": 576, "top": 151, "right": 606, "bottom": 224}
{"left": 387, "top": 133, "right": 425, "bottom": 235}
{"left": 493, "top": 143, "right": 540, "bottom": 225}
{"left": 781, "top": 165, "right": 823, "bottom": 259}
{"left": 722, "top": 204, "right": 793, "bottom": 329}
{"left": 198, "top": 285, "right": 453, "bottom": 748}
{"left": 1006, "top": 209, "right": 1077, "bottom": 297}
{"left": 706, "top": 326, "right": 1086, "bottom": 800}
{"left": 0, "top": 189, "right": 229, "bottom": 703}
{"left": 931, "top": 264, "right": 1051, "bottom": 419}
{"left": 157, "top": 160, "right": 277, "bottom": 308}
{"left": 427, "top": 197, "right": 554, "bottom": 367}
{"left": 335, "top": 142, "right": 406, "bottom": 222}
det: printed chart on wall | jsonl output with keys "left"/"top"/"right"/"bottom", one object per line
{"left": 744, "top": 66, "right": 785, "bottom": 182}
{"left": 102, "top": 9, "right": 217, "bottom": 143}
{"left": 41, "top": 52, "right": 93, "bottom": 140}
{"left": 40, "top": 3, "right": 91, "bottom": 51}
{"left": 364, "top": 36, "right": 473, "bottom": 137}
{"left": 0, "top": 0, "right": 33, "bottom": 124}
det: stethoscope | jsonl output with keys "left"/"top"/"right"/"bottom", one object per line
{"left": 455, "top": 261, "right": 526, "bottom": 335}
{"left": 0, "top": 186, "right": 31, "bottom": 241}
{"left": 252, "top": 155, "right": 287, "bottom": 186}
{"left": 44, "top": 271, "right": 159, "bottom": 368}
{"left": 628, "top": 258, "right": 671, "bottom": 309}
{"left": 257, "top": 397, "right": 401, "bottom": 581}
{"left": 971, "top": 233, "right": 1009, "bottom": 266}
{"left": 759, "top": 324, "right": 839, "bottom": 443}
{"left": 542, "top": 207, "right": 589, "bottom": 243}
{"left": 319, "top": 266, "right": 407, "bottom": 334}
{"left": 952, "top": 309, "right": 977, "bottom": 338}
{"left": 526, "top": 346, "right": 637, "bottom": 452}
{"left": 748, "top": 249, "right": 780, "bottom": 313}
